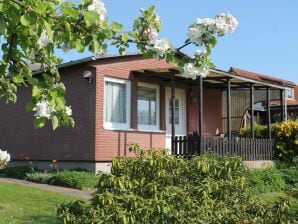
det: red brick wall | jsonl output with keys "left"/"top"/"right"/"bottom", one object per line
{"left": 0, "top": 64, "right": 96, "bottom": 162}
{"left": 0, "top": 55, "right": 224, "bottom": 163}
{"left": 94, "top": 55, "right": 172, "bottom": 161}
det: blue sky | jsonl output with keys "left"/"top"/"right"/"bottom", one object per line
{"left": 59, "top": 0, "right": 298, "bottom": 83}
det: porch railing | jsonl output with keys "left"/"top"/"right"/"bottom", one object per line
{"left": 172, "top": 135, "right": 275, "bottom": 161}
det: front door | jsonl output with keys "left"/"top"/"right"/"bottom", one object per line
{"left": 165, "top": 88, "right": 187, "bottom": 149}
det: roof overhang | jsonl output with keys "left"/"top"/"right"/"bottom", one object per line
{"left": 133, "top": 67, "right": 287, "bottom": 90}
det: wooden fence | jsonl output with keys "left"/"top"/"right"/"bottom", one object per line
{"left": 172, "top": 136, "right": 275, "bottom": 161}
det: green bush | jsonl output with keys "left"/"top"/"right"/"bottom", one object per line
{"left": 49, "top": 171, "right": 99, "bottom": 189}
{"left": 274, "top": 120, "right": 298, "bottom": 163}
{"left": 58, "top": 144, "right": 291, "bottom": 224}
{"left": 276, "top": 160, "right": 298, "bottom": 188}
{"left": 4, "top": 165, "right": 37, "bottom": 179}
{"left": 26, "top": 172, "right": 53, "bottom": 184}
{"left": 249, "top": 168, "right": 285, "bottom": 193}
{"left": 240, "top": 123, "right": 270, "bottom": 139}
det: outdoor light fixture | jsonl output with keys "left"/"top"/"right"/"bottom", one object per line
{"left": 83, "top": 70, "right": 93, "bottom": 84}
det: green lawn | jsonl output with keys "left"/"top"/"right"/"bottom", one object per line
{"left": 260, "top": 191, "right": 298, "bottom": 220}
{"left": 0, "top": 182, "right": 76, "bottom": 224}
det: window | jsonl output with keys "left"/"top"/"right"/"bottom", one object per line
{"left": 137, "top": 83, "right": 160, "bottom": 130}
{"left": 104, "top": 77, "right": 131, "bottom": 129}
{"left": 286, "top": 88, "right": 294, "bottom": 99}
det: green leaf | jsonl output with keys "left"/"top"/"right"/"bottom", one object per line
{"left": 83, "top": 11, "right": 98, "bottom": 27}
{"left": 0, "top": 16, "right": 6, "bottom": 34}
{"left": 52, "top": 115, "right": 59, "bottom": 130}
{"left": 43, "top": 20, "right": 53, "bottom": 38}
{"left": 121, "top": 33, "right": 129, "bottom": 43}
{"left": 20, "top": 14, "right": 31, "bottom": 26}
{"left": 119, "top": 47, "right": 126, "bottom": 56}
{"left": 25, "top": 102, "right": 35, "bottom": 112}
{"left": 111, "top": 22, "right": 123, "bottom": 32}
{"left": 81, "top": 0, "right": 92, "bottom": 5}
{"left": 75, "top": 39, "right": 85, "bottom": 52}
{"left": 33, "top": 118, "right": 46, "bottom": 129}
{"left": 12, "top": 75, "right": 23, "bottom": 84}
{"left": 32, "top": 86, "right": 43, "bottom": 97}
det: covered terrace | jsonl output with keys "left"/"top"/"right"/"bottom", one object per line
{"left": 133, "top": 67, "right": 290, "bottom": 160}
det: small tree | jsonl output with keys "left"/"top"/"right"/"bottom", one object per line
{"left": 0, "top": 0, "right": 238, "bottom": 129}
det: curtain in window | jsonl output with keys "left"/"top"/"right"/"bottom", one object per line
{"left": 105, "top": 81, "right": 126, "bottom": 123}
{"left": 138, "top": 86, "right": 156, "bottom": 125}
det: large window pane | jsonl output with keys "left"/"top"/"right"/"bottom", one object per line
{"left": 138, "top": 86, "right": 157, "bottom": 126}
{"left": 105, "top": 81, "right": 126, "bottom": 123}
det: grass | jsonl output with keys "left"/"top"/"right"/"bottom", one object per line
{"left": 260, "top": 191, "right": 298, "bottom": 220}
{"left": 0, "top": 182, "right": 76, "bottom": 224}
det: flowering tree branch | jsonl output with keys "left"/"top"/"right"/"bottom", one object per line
{"left": 0, "top": 0, "right": 238, "bottom": 130}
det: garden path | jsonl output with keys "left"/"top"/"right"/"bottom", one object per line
{"left": 0, "top": 177, "right": 95, "bottom": 199}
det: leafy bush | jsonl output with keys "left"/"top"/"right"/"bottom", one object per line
{"left": 4, "top": 165, "right": 38, "bottom": 179}
{"left": 249, "top": 168, "right": 285, "bottom": 193}
{"left": 48, "top": 171, "right": 99, "bottom": 189}
{"left": 26, "top": 172, "right": 53, "bottom": 184}
{"left": 58, "top": 144, "right": 291, "bottom": 224}
{"left": 240, "top": 123, "right": 270, "bottom": 139}
{"left": 276, "top": 160, "right": 298, "bottom": 188}
{"left": 274, "top": 120, "right": 298, "bottom": 163}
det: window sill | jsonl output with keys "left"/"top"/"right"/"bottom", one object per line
{"left": 103, "top": 127, "right": 165, "bottom": 133}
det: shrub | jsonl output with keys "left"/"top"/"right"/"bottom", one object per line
{"left": 240, "top": 123, "right": 269, "bottom": 139}
{"left": 276, "top": 162, "right": 298, "bottom": 188}
{"left": 48, "top": 171, "right": 99, "bottom": 189}
{"left": 249, "top": 168, "right": 285, "bottom": 193}
{"left": 274, "top": 120, "right": 298, "bottom": 163}
{"left": 58, "top": 144, "right": 291, "bottom": 223}
{"left": 26, "top": 172, "right": 53, "bottom": 184}
{"left": 4, "top": 165, "right": 37, "bottom": 179}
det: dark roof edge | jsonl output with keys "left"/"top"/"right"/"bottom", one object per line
{"left": 57, "top": 53, "right": 142, "bottom": 69}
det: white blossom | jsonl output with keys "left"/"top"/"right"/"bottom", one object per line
{"left": 37, "top": 30, "right": 52, "bottom": 48}
{"left": 196, "top": 18, "right": 216, "bottom": 31}
{"left": 65, "top": 106, "right": 72, "bottom": 116}
{"left": 0, "top": 150, "right": 10, "bottom": 163}
{"left": 144, "top": 27, "right": 158, "bottom": 40}
{"left": 187, "top": 27, "right": 204, "bottom": 45}
{"left": 53, "top": 82, "right": 66, "bottom": 91}
{"left": 33, "top": 99, "right": 55, "bottom": 119}
{"left": 215, "top": 13, "right": 238, "bottom": 35}
{"left": 182, "top": 63, "right": 209, "bottom": 80}
{"left": 153, "top": 38, "right": 171, "bottom": 57}
{"left": 87, "top": 0, "right": 107, "bottom": 21}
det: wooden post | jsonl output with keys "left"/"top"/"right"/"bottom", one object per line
{"left": 250, "top": 84, "right": 255, "bottom": 139}
{"left": 227, "top": 79, "right": 231, "bottom": 138}
{"left": 198, "top": 76, "right": 203, "bottom": 136}
{"left": 198, "top": 76, "right": 203, "bottom": 155}
{"left": 280, "top": 89, "right": 286, "bottom": 121}
{"left": 266, "top": 88, "right": 272, "bottom": 139}
{"left": 171, "top": 74, "right": 176, "bottom": 154}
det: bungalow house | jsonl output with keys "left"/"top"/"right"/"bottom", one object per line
{"left": 0, "top": 54, "right": 296, "bottom": 172}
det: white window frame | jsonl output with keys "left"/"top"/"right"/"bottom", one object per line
{"left": 137, "top": 82, "right": 160, "bottom": 131}
{"left": 286, "top": 88, "right": 294, "bottom": 100}
{"left": 104, "top": 77, "right": 131, "bottom": 130}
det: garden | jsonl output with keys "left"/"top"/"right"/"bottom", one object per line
{"left": 0, "top": 0, "right": 297, "bottom": 223}
{"left": 1, "top": 131, "right": 297, "bottom": 223}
